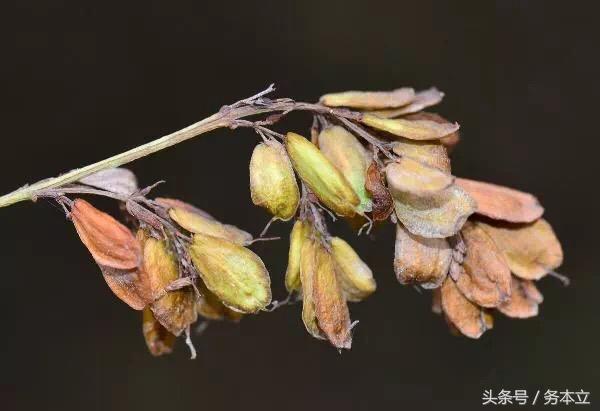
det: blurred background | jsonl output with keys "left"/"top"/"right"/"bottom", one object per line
{"left": 3, "top": 1, "right": 599, "bottom": 410}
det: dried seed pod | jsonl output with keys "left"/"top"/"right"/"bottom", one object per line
{"left": 318, "top": 126, "right": 372, "bottom": 213}
{"left": 196, "top": 280, "right": 244, "bottom": 322}
{"left": 79, "top": 168, "right": 139, "bottom": 196}
{"left": 478, "top": 219, "right": 563, "bottom": 280}
{"left": 189, "top": 234, "right": 272, "bottom": 313}
{"left": 364, "top": 162, "right": 394, "bottom": 221}
{"left": 368, "top": 88, "right": 444, "bottom": 118}
{"left": 498, "top": 276, "right": 544, "bottom": 319}
{"left": 142, "top": 307, "right": 176, "bottom": 357}
{"left": 455, "top": 178, "right": 544, "bottom": 223}
{"left": 330, "top": 237, "right": 376, "bottom": 302}
{"left": 71, "top": 199, "right": 141, "bottom": 270}
{"left": 155, "top": 197, "right": 215, "bottom": 220}
{"left": 404, "top": 112, "right": 461, "bottom": 152}
{"left": 455, "top": 222, "right": 512, "bottom": 308}
{"left": 169, "top": 207, "right": 252, "bottom": 245}
{"left": 394, "top": 224, "right": 451, "bottom": 289}
{"left": 319, "top": 87, "right": 415, "bottom": 109}
{"left": 249, "top": 139, "right": 300, "bottom": 220}
{"left": 300, "top": 238, "right": 326, "bottom": 340}
{"left": 386, "top": 158, "right": 454, "bottom": 196}
{"left": 98, "top": 265, "right": 149, "bottom": 310}
{"left": 441, "top": 277, "right": 490, "bottom": 339}
{"left": 392, "top": 185, "right": 476, "bottom": 238}
{"left": 313, "top": 244, "right": 353, "bottom": 349}
{"left": 139, "top": 231, "right": 197, "bottom": 336}
{"left": 361, "top": 113, "right": 459, "bottom": 140}
{"left": 285, "top": 220, "right": 308, "bottom": 293}
{"left": 392, "top": 138, "right": 451, "bottom": 173}
{"left": 285, "top": 132, "right": 359, "bottom": 217}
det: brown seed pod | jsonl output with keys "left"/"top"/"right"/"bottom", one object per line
{"left": 330, "top": 237, "right": 376, "bottom": 302}
{"left": 285, "top": 220, "right": 308, "bottom": 293}
{"left": 478, "top": 219, "right": 563, "bottom": 280}
{"left": 386, "top": 158, "right": 454, "bottom": 196}
{"left": 391, "top": 138, "right": 451, "bottom": 173}
{"left": 320, "top": 87, "right": 415, "bottom": 109}
{"left": 455, "top": 222, "right": 512, "bottom": 308}
{"left": 299, "top": 238, "right": 326, "bottom": 340}
{"left": 441, "top": 276, "right": 490, "bottom": 339}
{"left": 394, "top": 224, "right": 452, "bottom": 289}
{"left": 361, "top": 113, "right": 459, "bottom": 140}
{"left": 455, "top": 178, "right": 544, "bottom": 223}
{"left": 98, "top": 265, "right": 149, "bottom": 310}
{"left": 367, "top": 88, "right": 444, "bottom": 118}
{"left": 71, "top": 198, "right": 141, "bottom": 270}
{"left": 142, "top": 307, "right": 176, "bottom": 357}
{"left": 169, "top": 207, "right": 252, "bottom": 245}
{"left": 364, "top": 162, "right": 394, "bottom": 221}
{"left": 498, "top": 276, "right": 544, "bottom": 319}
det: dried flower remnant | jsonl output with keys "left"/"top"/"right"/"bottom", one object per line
{"left": 330, "top": 237, "right": 376, "bottom": 302}
{"left": 249, "top": 139, "right": 300, "bottom": 220}
{"left": 364, "top": 162, "right": 394, "bottom": 222}
{"left": 142, "top": 307, "right": 176, "bottom": 357}
{"left": 320, "top": 87, "right": 415, "bottom": 109}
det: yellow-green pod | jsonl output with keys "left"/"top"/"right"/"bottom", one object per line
{"left": 361, "top": 113, "right": 459, "bottom": 140}
{"left": 189, "top": 234, "right": 271, "bottom": 313}
{"left": 318, "top": 126, "right": 372, "bottom": 214}
{"left": 285, "top": 132, "right": 359, "bottom": 217}
{"left": 330, "top": 237, "right": 376, "bottom": 302}
{"left": 249, "top": 139, "right": 300, "bottom": 220}
{"left": 285, "top": 220, "right": 308, "bottom": 293}
{"left": 170, "top": 207, "right": 252, "bottom": 245}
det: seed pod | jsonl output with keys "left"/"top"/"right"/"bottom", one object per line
{"left": 169, "top": 207, "right": 252, "bottom": 245}
{"left": 361, "top": 113, "right": 459, "bottom": 140}
{"left": 139, "top": 231, "right": 197, "bottom": 336}
{"left": 189, "top": 234, "right": 271, "bottom": 313}
{"left": 299, "top": 238, "right": 326, "bottom": 340}
{"left": 404, "top": 112, "right": 461, "bottom": 152}
{"left": 368, "top": 88, "right": 444, "bottom": 118}
{"left": 71, "top": 199, "right": 141, "bottom": 270}
{"left": 285, "top": 132, "right": 359, "bottom": 216}
{"left": 394, "top": 224, "right": 451, "bottom": 289}
{"left": 441, "top": 277, "right": 490, "bottom": 339}
{"left": 455, "top": 222, "right": 512, "bottom": 308}
{"left": 392, "top": 138, "right": 451, "bottom": 173}
{"left": 249, "top": 140, "right": 300, "bottom": 220}
{"left": 498, "top": 276, "right": 544, "bottom": 319}
{"left": 320, "top": 87, "right": 415, "bottom": 109}
{"left": 386, "top": 158, "right": 454, "bottom": 196}
{"left": 331, "top": 237, "right": 376, "bottom": 302}
{"left": 155, "top": 197, "right": 215, "bottom": 220}
{"left": 392, "top": 184, "right": 476, "bottom": 238}
{"left": 455, "top": 178, "right": 544, "bottom": 223}
{"left": 142, "top": 307, "right": 176, "bottom": 357}
{"left": 364, "top": 162, "right": 394, "bottom": 221}
{"left": 318, "top": 126, "right": 372, "bottom": 213}
{"left": 478, "top": 219, "right": 563, "bottom": 280}
{"left": 285, "top": 220, "right": 308, "bottom": 293}
{"left": 196, "top": 280, "right": 244, "bottom": 322}
{"left": 97, "top": 265, "right": 149, "bottom": 310}
{"left": 313, "top": 244, "right": 353, "bottom": 349}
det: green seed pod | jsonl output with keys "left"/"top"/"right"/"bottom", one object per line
{"left": 285, "top": 220, "right": 309, "bottom": 293}
{"left": 189, "top": 234, "right": 271, "bottom": 313}
{"left": 318, "top": 126, "right": 372, "bottom": 213}
{"left": 330, "top": 237, "right": 376, "bottom": 302}
{"left": 249, "top": 139, "right": 300, "bottom": 220}
{"left": 285, "top": 132, "right": 359, "bottom": 217}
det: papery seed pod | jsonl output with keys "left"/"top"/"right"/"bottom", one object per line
{"left": 320, "top": 87, "right": 415, "bottom": 109}
{"left": 391, "top": 185, "right": 476, "bottom": 238}
{"left": 361, "top": 113, "right": 459, "bottom": 140}
{"left": 386, "top": 158, "right": 454, "bottom": 196}
{"left": 394, "top": 224, "right": 451, "bottom": 289}
{"left": 497, "top": 276, "right": 544, "bottom": 319}
{"left": 285, "top": 132, "right": 359, "bottom": 217}
{"left": 142, "top": 307, "right": 176, "bottom": 357}
{"left": 169, "top": 207, "right": 252, "bottom": 245}
{"left": 318, "top": 126, "right": 372, "bottom": 213}
{"left": 285, "top": 220, "right": 308, "bottom": 293}
{"left": 189, "top": 234, "right": 272, "bottom": 313}
{"left": 364, "top": 162, "right": 394, "bottom": 221}
{"left": 299, "top": 238, "right": 326, "bottom": 340}
{"left": 313, "top": 244, "right": 353, "bottom": 349}
{"left": 155, "top": 197, "right": 215, "bottom": 220}
{"left": 97, "top": 265, "right": 149, "bottom": 310}
{"left": 455, "top": 222, "right": 512, "bottom": 308}
{"left": 455, "top": 178, "right": 544, "bottom": 223}
{"left": 138, "top": 231, "right": 197, "bottom": 336}
{"left": 441, "top": 277, "right": 490, "bottom": 339}
{"left": 368, "top": 88, "right": 444, "bottom": 118}
{"left": 330, "top": 237, "right": 376, "bottom": 302}
{"left": 392, "top": 138, "right": 451, "bottom": 173}
{"left": 478, "top": 219, "right": 563, "bottom": 280}
{"left": 196, "top": 280, "right": 244, "bottom": 322}
{"left": 71, "top": 199, "right": 141, "bottom": 270}
{"left": 249, "top": 140, "right": 300, "bottom": 220}
{"left": 404, "top": 112, "right": 461, "bottom": 152}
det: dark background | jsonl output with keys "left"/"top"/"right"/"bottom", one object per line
{"left": 3, "top": 1, "right": 599, "bottom": 410}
